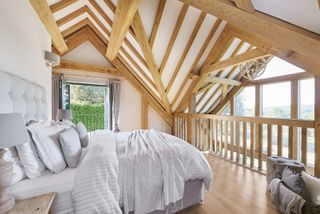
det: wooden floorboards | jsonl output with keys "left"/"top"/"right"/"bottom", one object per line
{"left": 179, "top": 154, "right": 277, "bottom": 214}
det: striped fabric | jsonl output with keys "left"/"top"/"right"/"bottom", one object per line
{"left": 72, "top": 130, "right": 213, "bottom": 214}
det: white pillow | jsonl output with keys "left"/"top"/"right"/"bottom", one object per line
{"left": 16, "top": 141, "right": 47, "bottom": 179}
{"left": 28, "top": 123, "right": 69, "bottom": 173}
{"left": 59, "top": 129, "right": 82, "bottom": 168}
{"left": 302, "top": 171, "right": 320, "bottom": 204}
{"left": 0, "top": 148, "right": 26, "bottom": 184}
{"left": 76, "top": 122, "right": 89, "bottom": 147}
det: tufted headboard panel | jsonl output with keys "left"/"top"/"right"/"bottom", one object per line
{"left": 0, "top": 70, "right": 48, "bottom": 123}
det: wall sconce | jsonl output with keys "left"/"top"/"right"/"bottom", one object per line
{"left": 45, "top": 51, "right": 60, "bottom": 68}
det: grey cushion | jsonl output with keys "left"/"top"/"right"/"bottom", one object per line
{"left": 76, "top": 122, "right": 89, "bottom": 147}
{"left": 59, "top": 129, "right": 82, "bottom": 168}
{"left": 266, "top": 156, "right": 305, "bottom": 185}
{"left": 28, "top": 123, "right": 68, "bottom": 173}
{"left": 282, "top": 167, "right": 311, "bottom": 201}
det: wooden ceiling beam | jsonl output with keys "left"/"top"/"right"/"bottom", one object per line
{"left": 180, "top": 0, "right": 320, "bottom": 76}
{"left": 166, "top": 12, "right": 206, "bottom": 93}
{"left": 87, "top": 0, "right": 147, "bottom": 68}
{"left": 159, "top": 4, "right": 189, "bottom": 76}
{"left": 211, "top": 78, "right": 246, "bottom": 114}
{"left": 206, "top": 77, "right": 242, "bottom": 86}
{"left": 84, "top": 27, "right": 173, "bottom": 126}
{"left": 49, "top": 0, "right": 78, "bottom": 13}
{"left": 196, "top": 41, "right": 245, "bottom": 112}
{"left": 192, "top": 30, "right": 235, "bottom": 93}
{"left": 226, "top": 25, "right": 320, "bottom": 77}
{"left": 56, "top": 60, "right": 121, "bottom": 75}
{"left": 149, "top": 0, "right": 167, "bottom": 48}
{"left": 29, "top": 0, "right": 68, "bottom": 54}
{"left": 132, "top": 12, "right": 172, "bottom": 113}
{"left": 56, "top": 5, "right": 87, "bottom": 27}
{"left": 106, "top": 0, "right": 141, "bottom": 60}
{"left": 175, "top": 28, "right": 234, "bottom": 112}
{"left": 61, "top": 26, "right": 165, "bottom": 113}
{"left": 171, "top": 19, "right": 222, "bottom": 109}
{"left": 233, "top": 0, "right": 255, "bottom": 13}
{"left": 245, "top": 72, "right": 313, "bottom": 86}
{"left": 202, "top": 48, "right": 269, "bottom": 75}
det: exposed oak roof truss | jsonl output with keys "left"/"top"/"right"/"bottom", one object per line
{"left": 30, "top": 0, "right": 320, "bottom": 119}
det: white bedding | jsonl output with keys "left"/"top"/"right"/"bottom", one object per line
{"left": 9, "top": 130, "right": 213, "bottom": 214}
{"left": 72, "top": 130, "right": 213, "bottom": 214}
{"left": 9, "top": 168, "right": 76, "bottom": 213}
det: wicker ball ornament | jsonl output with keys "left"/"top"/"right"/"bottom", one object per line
{"left": 240, "top": 58, "right": 268, "bottom": 81}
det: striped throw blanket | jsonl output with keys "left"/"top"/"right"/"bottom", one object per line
{"left": 72, "top": 130, "right": 213, "bottom": 214}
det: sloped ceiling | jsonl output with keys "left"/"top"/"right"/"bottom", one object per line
{"left": 42, "top": 0, "right": 319, "bottom": 117}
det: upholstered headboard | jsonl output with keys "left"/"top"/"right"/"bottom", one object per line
{"left": 0, "top": 70, "right": 48, "bottom": 123}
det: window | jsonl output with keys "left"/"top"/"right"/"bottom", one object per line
{"left": 219, "top": 103, "right": 230, "bottom": 115}
{"left": 299, "top": 78, "right": 315, "bottom": 166}
{"left": 69, "top": 83, "right": 108, "bottom": 132}
{"left": 299, "top": 78, "right": 314, "bottom": 120}
{"left": 256, "top": 57, "right": 303, "bottom": 80}
{"left": 262, "top": 82, "right": 291, "bottom": 118}
{"left": 235, "top": 86, "right": 255, "bottom": 117}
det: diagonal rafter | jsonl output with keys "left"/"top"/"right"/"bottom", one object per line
{"left": 233, "top": 0, "right": 255, "bottom": 13}
{"left": 50, "top": 0, "right": 78, "bottom": 13}
{"left": 171, "top": 18, "right": 222, "bottom": 110}
{"left": 180, "top": 0, "right": 320, "bottom": 76}
{"left": 29, "top": 0, "right": 68, "bottom": 54}
{"left": 159, "top": 4, "right": 189, "bottom": 76}
{"left": 106, "top": 0, "right": 141, "bottom": 60}
{"left": 201, "top": 48, "right": 269, "bottom": 75}
{"left": 132, "top": 12, "right": 172, "bottom": 113}
{"left": 60, "top": 25, "right": 173, "bottom": 126}
{"left": 175, "top": 27, "right": 234, "bottom": 112}
{"left": 166, "top": 12, "right": 206, "bottom": 93}
{"left": 149, "top": 0, "right": 167, "bottom": 48}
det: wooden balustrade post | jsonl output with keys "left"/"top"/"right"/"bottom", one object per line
{"left": 314, "top": 77, "right": 320, "bottom": 177}
{"left": 214, "top": 119, "right": 218, "bottom": 152}
{"left": 224, "top": 120, "right": 228, "bottom": 158}
{"left": 220, "top": 120, "right": 223, "bottom": 156}
{"left": 250, "top": 122, "right": 255, "bottom": 168}
{"left": 267, "top": 124, "right": 272, "bottom": 157}
{"left": 255, "top": 85, "right": 263, "bottom": 171}
{"left": 187, "top": 94, "right": 196, "bottom": 144}
{"left": 230, "top": 97, "right": 235, "bottom": 160}
{"left": 289, "top": 79, "right": 299, "bottom": 159}
{"left": 236, "top": 121, "right": 240, "bottom": 162}
{"left": 243, "top": 122, "right": 247, "bottom": 165}
{"left": 301, "top": 128, "right": 307, "bottom": 166}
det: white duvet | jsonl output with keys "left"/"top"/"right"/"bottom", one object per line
{"left": 72, "top": 130, "right": 213, "bottom": 214}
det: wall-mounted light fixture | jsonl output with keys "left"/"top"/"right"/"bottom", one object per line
{"left": 45, "top": 51, "right": 60, "bottom": 68}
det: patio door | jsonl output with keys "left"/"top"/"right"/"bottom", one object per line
{"left": 60, "top": 82, "right": 110, "bottom": 132}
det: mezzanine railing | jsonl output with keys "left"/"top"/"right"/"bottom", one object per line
{"left": 174, "top": 113, "right": 316, "bottom": 175}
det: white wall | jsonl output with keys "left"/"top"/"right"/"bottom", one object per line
{"left": 60, "top": 42, "right": 171, "bottom": 133}
{"left": 0, "top": 0, "right": 52, "bottom": 118}
{"left": 148, "top": 107, "right": 171, "bottom": 133}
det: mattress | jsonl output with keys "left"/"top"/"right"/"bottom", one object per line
{"left": 9, "top": 168, "right": 76, "bottom": 214}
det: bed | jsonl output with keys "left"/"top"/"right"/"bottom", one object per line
{"left": 0, "top": 69, "right": 212, "bottom": 214}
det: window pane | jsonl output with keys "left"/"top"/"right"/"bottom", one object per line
{"left": 235, "top": 86, "right": 255, "bottom": 116}
{"left": 256, "top": 57, "right": 304, "bottom": 80}
{"left": 220, "top": 104, "right": 230, "bottom": 115}
{"left": 299, "top": 78, "right": 314, "bottom": 120}
{"left": 262, "top": 82, "right": 290, "bottom": 118}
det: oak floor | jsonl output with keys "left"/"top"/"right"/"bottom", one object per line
{"left": 179, "top": 154, "right": 278, "bottom": 214}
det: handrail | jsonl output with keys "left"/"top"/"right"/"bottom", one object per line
{"left": 174, "top": 113, "right": 315, "bottom": 128}
{"left": 174, "top": 113, "right": 316, "bottom": 175}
